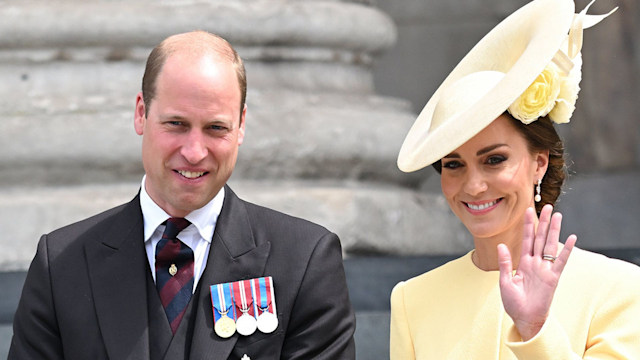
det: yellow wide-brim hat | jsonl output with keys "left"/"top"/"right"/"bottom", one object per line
{"left": 397, "top": 0, "right": 616, "bottom": 172}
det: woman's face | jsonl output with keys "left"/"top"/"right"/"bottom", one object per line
{"left": 440, "top": 114, "right": 547, "bottom": 240}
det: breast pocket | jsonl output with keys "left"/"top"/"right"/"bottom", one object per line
{"left": 230, "top": 329, "right": 285, "bottom": 359}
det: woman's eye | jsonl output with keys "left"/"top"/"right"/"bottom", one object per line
{"left": 486, "top": 155, "right": 506, "bottom": 165}
{"left": 442, "top": 160, "right": 462, "bottom": 169}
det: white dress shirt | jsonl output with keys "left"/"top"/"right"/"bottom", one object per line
{"left": 139, "top": 176, "right": 224, "bottom": 293}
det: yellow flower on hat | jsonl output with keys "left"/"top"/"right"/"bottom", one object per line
{"left": 549, "top": 53, "right": 582, "bottom": 124}
{"left": 508, "top": 65, "right": 562, "bottom": 124}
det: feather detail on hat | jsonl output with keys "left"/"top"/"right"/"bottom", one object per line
{"left": 509, "top": 0, "right": 617, "bottom": 125}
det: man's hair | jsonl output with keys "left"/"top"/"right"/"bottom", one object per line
{"left": 141, "top": 31, "right": 247, "bottom": 118}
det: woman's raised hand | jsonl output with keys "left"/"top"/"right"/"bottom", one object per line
{"left": 497, "top": 204, "right": 576, "bottom": 341}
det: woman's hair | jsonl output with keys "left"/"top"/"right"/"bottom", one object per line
{"left": 433, "top": 112, "right": 567, "bottom": 214}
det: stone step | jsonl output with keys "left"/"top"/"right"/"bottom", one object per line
{"left": 4, "top": 169, "right": 640, "bottom": 271}
{"left": 0, "top": 180, "right": 468, "bottom": 271}
{"left": 3, "top": 169, "right": 639, "bottom": 271}
{"left": 0, "top": 325, "right": 12, "bottom": 359}
{"left": 0, "top": 1, "right": 395, "bottom": 53}
{"left": 1, "top": 91, "right": 420, "bottom": 187}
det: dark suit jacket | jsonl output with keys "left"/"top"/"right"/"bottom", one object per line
{"left": 9, "top": 186, "right": 356, "bottom": 359}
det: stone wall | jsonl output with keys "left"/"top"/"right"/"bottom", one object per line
{"left": 2, "top": 0, "right": 638, "bottom": 272}
{"left": 0, "top": 0, "right": 470, "bottom": 271}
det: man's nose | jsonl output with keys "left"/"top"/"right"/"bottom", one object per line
{"left": 181, "top": 131, "right": 208, "bottom": 164}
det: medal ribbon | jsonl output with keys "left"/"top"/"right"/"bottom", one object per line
{"left": 210, "top": 282, "right": 235, "bottom": 322}
{"left": 254, "top": 278, "right": 267, "bottom": 314}
{"left": 266, "top": 276, "right": 277, "bottom": 315}
{"left": 249, "top": 278, "right": 259, "bottom": 316}
{"left": 254, "top": 277, "right": 275, "bottom": 314}
{"left": 232, "top": 280, "right": 256, "bottom": 317}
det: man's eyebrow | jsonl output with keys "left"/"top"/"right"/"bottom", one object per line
{"left": 159, "top": 113, "right": 187, "bottom": 121}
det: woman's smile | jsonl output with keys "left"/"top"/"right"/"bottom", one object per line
{"left": 464, "top": 198, "right": 503, "bottom": 214}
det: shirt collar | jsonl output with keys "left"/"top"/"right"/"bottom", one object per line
{"left": 139, "top": 175, "right": 225, "bottom": 243}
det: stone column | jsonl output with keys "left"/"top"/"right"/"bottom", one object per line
{"left": 0, "top": 0, "right": 469, "bottom": 270}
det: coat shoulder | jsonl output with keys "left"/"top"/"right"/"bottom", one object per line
{"left": 44, "top": 198, "right": 139, "bottom": 252}
{"left": 241, "top": 198, "right": 332, "bottom": 239}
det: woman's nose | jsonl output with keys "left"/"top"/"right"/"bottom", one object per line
{"left": 462, "top": 169, "right": 488, "bottom": 196}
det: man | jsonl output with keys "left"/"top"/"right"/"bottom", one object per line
{"left": 10, "top": 31, "right": 356, "bottom": 359}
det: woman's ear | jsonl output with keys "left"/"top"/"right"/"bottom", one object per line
{"left": 535, "top": 150, "right": 550, "bottom": 180}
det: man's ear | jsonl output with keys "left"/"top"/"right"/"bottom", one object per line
{"left": 134, "top": 92, "right": 146, "bottom": 135}
{"left": 237, "top": 104, "right": 247, "bottom": 146}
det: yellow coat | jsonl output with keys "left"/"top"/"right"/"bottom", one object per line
{"left": 390, "top": 248, "right": 640, "bottom": 359}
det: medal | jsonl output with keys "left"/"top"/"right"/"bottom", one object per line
{"left": 233, "top": 280, "right": 257, "bottom": 336}
{"left": 211, "top": 277, "right": 277, "bottom": 337}
{"left": 210, "top": 283, "right": 237, "bottom": 338}
{"left": 236, "top": 311, "right": 258, "bottom": 336}
{"left": 214, "top": 311, "right": 237, "bottom": 338}
{"left": 254, "top": 277, "right": 278, "bottom": 334}
{"left": 257, "top": 308, "right": 278, "bottom": 333}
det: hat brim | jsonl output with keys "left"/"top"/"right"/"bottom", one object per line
{"left": 397, "top": 0, "right": 575, "bottom": 172}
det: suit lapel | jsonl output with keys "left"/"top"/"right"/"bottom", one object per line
{"left": 85, "top": 196, "right": 150, "bottom": 360}
{"left": 189, "top": 186, "right": 271, "bottom": 360}
{"left": 147, "top": 268, "right": 173, "bottom": 359}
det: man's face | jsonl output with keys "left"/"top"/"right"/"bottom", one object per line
{"left": 134, "top": 53, "right": 246, "bottom": 217}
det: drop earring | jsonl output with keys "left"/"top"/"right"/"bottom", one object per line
{"left": 534, "top": 179, "right": 542, "bottom": 203}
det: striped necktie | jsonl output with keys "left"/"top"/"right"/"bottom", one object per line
{"left": 155, "top": 217, "right": 194, "bottom": 334}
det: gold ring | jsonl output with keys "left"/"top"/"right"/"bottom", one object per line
{"left": 542, "top": 254, "right": 557, "bottom": 262}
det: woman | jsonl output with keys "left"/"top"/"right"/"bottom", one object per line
{"left": 390, "top": 0, "right": 640, "bottom": 358}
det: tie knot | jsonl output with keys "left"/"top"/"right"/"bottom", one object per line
{"left": 162, "top": 217, "right": 191, "bottom": 240}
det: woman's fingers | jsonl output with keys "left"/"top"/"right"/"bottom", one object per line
{"left": 542, "top": 212, "right": 562, "bottom": 262}
{"left": 520, "top": 207, "right": 536, "bottom": 259}
{"left": 498, "top": 243, "right": 514, "bottom": 284}
{"left": 553, "top": 234, "right": 577, "bottom": 272}
{"left": 533, "top": 204, "right": 553, "bottom": 257}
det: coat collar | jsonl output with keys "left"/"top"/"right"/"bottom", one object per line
{"left": 188, "top": 185, "right": 271, "bottom": 360}
{"left": 84, "top": 195, "right": 151, "bottom": 360}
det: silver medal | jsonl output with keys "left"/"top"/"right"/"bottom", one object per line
{"left": 257, "top": 310, "right": 278, "bottom": 333}
{"left": 234, "top": 281, "right": 257, "bottom": 336}
{"left": 236, "top": 311, "right": 258, "bottom": 336}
